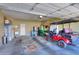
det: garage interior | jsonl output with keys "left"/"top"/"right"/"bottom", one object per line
{"left": 0, "top": 3, "right": 79, "bottom": 55}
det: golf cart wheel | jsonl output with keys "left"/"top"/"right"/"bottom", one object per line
{"left": 45, "top": 35, "right": 49, "bottom": 40}
{"left": 48, "top": 37, "right": 52, "bottom": 42}
{"left": 45, "top": 36, "right": 52, "bottom": 42}
{"left": 57, "top": 40, "right": 67, "bottom": 48}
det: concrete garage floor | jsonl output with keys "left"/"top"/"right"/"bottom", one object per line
{"left": 0, "top": 36, "right": 79, "bottom": 55}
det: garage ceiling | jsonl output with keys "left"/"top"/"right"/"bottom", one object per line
{"left": 0, "top": 3, "right": 79, "bottom": 20}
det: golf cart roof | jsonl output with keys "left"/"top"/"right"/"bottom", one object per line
{"left": 51, "top": 18, "right": 79, "bottom": 25}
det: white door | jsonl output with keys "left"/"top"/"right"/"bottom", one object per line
{"left": 20, "top": 24, "right": 26, "bottom": 36}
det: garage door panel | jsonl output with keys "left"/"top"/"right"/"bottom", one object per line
{"left": 70, "top": 22, "right": 79, "bottom": 32}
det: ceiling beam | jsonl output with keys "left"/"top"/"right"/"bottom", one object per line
{"left": 50, "top": 3, "right": 74, "bottom": 14}
{"left": 0, "top": 5, "right": 48, "bottom": 16}
{"left": 30, "top": 3, "right": 39, "bottom": 10}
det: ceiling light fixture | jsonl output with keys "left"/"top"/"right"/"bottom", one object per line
{"left": 40, "top": 15, "right": 43, "bottom": 19}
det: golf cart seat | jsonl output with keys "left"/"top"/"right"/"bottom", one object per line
{"left": 59, "top": 28, "right": 72, "bottom": 42}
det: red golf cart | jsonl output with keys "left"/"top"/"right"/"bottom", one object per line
{"left": 45, "top": 19, "right": 79, "bottom": 48}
